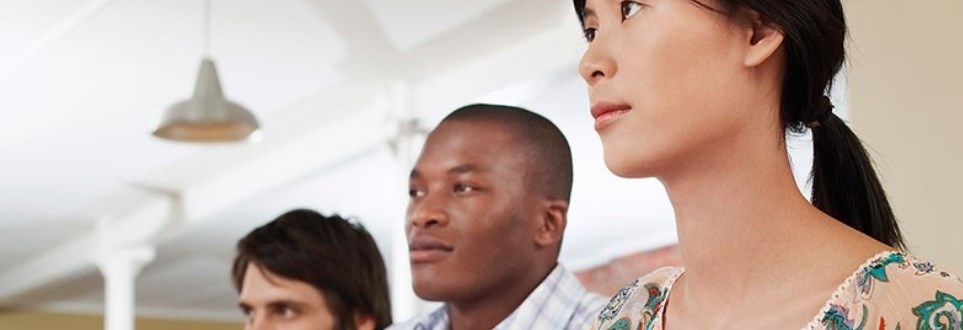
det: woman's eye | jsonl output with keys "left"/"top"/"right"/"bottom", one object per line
{"left": 583, "top": 27, "right": 598, "bottom": 42}
{"left": 621, "top": 1, "right": 643, "bottom": 20}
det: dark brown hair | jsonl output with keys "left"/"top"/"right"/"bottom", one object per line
{"left": 232, "top": 209, "right": 392, "bottom": 329}
{"left": 572, "top": 0, "right": 905, "bottom": 249}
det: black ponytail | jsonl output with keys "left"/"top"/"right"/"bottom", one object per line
{"left": 573, "top": 0, "right": 905, "bottom": 248}
{"left": 811, "top": 114, "right": 904, "bottom": 249}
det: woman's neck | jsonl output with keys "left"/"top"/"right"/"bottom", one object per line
{"left": 658, "top": 125, "right": 890, "bottom": 323}
{"left": 664, "top": 139, "right": 814, "bottom": 282}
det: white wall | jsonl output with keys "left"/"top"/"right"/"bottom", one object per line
{"left": 846, "top": 0, "right": 963, "bottom": 271}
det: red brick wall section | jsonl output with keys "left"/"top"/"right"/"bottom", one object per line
{"left": 574, "top": 245, "right": 683, "bottom": 297}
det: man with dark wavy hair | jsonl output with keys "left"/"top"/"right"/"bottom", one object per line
{"left": 233, "top": 209, "right": 392, "bottom": 330}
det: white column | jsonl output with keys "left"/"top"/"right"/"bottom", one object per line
{"left": 97, "top": 246, "right": 155, "bottom": 330}
{"left": 385, "top": 81, "right": 430, "bottom": 320}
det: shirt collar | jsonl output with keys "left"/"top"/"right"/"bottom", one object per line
{"left": 494, "top": 264, "right": 585, "bottom": 329}
{"left": 408, "top": 264, "right": 589, "bottom": 330}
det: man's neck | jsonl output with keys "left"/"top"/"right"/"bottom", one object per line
{"left": 446, "top": 263, "right": 557, "bottom": 330}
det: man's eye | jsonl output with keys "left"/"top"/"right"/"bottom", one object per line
{"left": 275, "top": 306, "right": 297, "bottom": 319}
{"left": 583, "top": 27, "right": 598, "bottom": 42}
{"left": 621, "top": 1, "right": 643, "bottom": 20}
{"left": 409, "top": 187, "right": 425, "bottom": 198}
{"left": 453, "top": 183, "right": 476, "bottom": 193}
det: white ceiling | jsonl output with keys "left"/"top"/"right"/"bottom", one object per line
{"left": 0, "top": 0, "right": 345, "bottom": 229}
{"left": 0, "top": 0, "right": 822, "bottom": 323}
{"left": 362, "top": 0, "right": 513, "bottom": 51}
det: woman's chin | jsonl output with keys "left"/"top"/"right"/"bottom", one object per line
{"left": 603, "top": 150, "right": 653, "bottom": 178}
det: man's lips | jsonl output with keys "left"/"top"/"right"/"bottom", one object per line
{"left": 408, "top": 235, "right": 453, "bottom": 263}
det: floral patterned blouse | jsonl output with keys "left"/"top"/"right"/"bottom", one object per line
{"left": 593, "top": 251, "right": 963, "bottom": 330}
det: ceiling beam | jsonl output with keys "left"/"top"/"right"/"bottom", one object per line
{"left": 301, "top": 0, "right": 401, "bottom": 76}
{"left": 0, "top": 0, "right": 115, "bottom": 80}
{"left": 409, "top": 19, "right": 585, "bottom": 120}
{"left": 397, "top": 0, "right": 577, "bottom": 80}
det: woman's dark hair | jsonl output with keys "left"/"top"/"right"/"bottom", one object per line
{"left": 232, "top": 209, "right": 393, "bottom": 329}
{"left": 573, "top": 0, "right": 905, "bottom": 249}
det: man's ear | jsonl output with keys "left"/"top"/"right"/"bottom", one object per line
{"left": 742, "top": 9, "right": 784, "bottom": 67}
{"left": 534, "top": 199, "right": 568, "bottom": 248}
{"left": 355, "top": 314, "right": 376, "bottom": 330}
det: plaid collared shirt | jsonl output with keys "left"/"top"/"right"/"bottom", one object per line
{"left": 390, "top": 264, "right": 606, "bottom": 330}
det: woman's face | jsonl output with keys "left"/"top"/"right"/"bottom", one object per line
{"left": 579, "top": 0, "right": 765, "bottom": 178}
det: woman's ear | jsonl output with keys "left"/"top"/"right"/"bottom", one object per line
{"left": 742, "top": 10, "right": 784, "bottom": 67}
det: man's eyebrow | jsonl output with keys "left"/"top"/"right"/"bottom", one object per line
{"left": 409, "top": 164, "right": 485, "bottom": 179}
{"left": 448, "top": 164, "right": 481, "bottom": 174}
{"left": 266, "top": 299, "right": 308, "bottom": 310}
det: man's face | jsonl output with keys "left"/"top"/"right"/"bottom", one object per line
{"left": 238, "top": 263, "right": 337, "bottom": 330}
{"left": 406, "top": 119, "right": 539, "bottom": 302}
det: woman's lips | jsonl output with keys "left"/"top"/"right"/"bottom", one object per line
{"left": 591, "top": 103, "right": 632, "bottom": 130}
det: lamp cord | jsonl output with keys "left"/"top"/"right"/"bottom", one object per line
{"left": 203, "top": 0, "right": 212, "bottom": 58}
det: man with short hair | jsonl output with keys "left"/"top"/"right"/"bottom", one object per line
{"left": 233, "top": 209, "right": 392, "bottom": 330}
{"left": 392, "top": 104, "right": 605, "bottom": 330}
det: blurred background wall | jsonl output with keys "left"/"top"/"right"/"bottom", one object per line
{"left": 846, "top": 0, "right": 963, "bottom": 272}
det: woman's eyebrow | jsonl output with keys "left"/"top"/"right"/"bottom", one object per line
{"left": 582, "top": 7, "right": 598, "bottom": 21}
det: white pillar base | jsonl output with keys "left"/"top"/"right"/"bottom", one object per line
{"left": 96, "top": 246, "right": 155, "bottom": 330}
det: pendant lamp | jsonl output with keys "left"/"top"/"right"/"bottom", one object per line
{"left": 152, "top": 0, "right": 259, "bottom": 142}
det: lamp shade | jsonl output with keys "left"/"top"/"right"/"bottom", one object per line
{"left": 153, "top": 58, "right": 259, "bottom": 142}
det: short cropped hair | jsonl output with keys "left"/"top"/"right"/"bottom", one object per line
{"left": 442, "top": 103, "right": 574, "bottom": 202}
{"left": 232, "top": 209, "right": 391, "bottom": 330}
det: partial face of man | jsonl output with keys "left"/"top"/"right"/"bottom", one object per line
{"left": 238, "top": 263, "right": 336, "bottom": 330}
{"left": 406, "top": 119, "right": 540, "bottom": 302}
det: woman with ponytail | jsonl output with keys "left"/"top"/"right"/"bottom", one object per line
{"left": 575, "top": 0, "right": 963, "bottom": 328}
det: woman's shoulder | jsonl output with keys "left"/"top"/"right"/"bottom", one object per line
{"left": 809, "top": 251, "right": 963, "bottom": 330}
{"left": 592, "top": 266, "right": 683, "bottom": 330}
